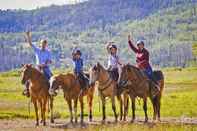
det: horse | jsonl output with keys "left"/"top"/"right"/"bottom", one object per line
{"left": 49, "top": 73, "right": 95, "bottom": 124}
{"left": 21, "top": 64, "right": 54, "bottom": 126}
{"left": 118, "top": 64, "right": 164, "bottom": 122}
{"left": 89, "top": 62, "right": 128, "bottom": 122}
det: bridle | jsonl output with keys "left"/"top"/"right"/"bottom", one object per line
{"left": 98, "top": 74, "right": 113, "bottom": 92}
{"left": 93, "top": 67, "right": 113, "bottom": 92}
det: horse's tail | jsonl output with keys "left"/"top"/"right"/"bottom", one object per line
{"left": 153, "top": 70, "right": 165, "bottom": 96}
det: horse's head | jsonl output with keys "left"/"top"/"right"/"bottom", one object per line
{"left": 118, "top": 64, "right": 136, "bottom": 87}
{"left": 49, "top": 75, "right": 62, "bottom": 96}
{"left": 21, "top": 64, "right": 33, "bottom": 85}
{"left": 89, "top": 62, "right": 103, "bottom": 86}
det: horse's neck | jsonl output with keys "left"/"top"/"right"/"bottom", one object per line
{"left": 98, "top": 68, "right": 110, "bottom": 82}
{"left": 131, "top": 67, "right": 145, "bottom": 82}
{"left": 30, "top": 68, "right": 44, "bottom": 83}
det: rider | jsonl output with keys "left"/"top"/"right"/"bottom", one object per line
{"left": 72, "top": 47, "right": 89, "bottom": 89}
{"left": 106, "top": 42, "right": 122, "bottom": 81}
{"left": 23, "top": 31, "right": 53, "bottom": 97}
{"left": 128, "top": 35, "right": 160, "bottom": 90}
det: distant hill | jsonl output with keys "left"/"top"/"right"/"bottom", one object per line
{"left": 0, "top": 0, "right": 196, "bottom": 33}
{"left": 0, "top": 0, "right": 197, "bottom": 71}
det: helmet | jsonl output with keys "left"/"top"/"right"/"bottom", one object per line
{"left": 75, "top": 50, "right": 82, "bottom": 56}
{"left": 136, "top": 40, "right": 144, "bottom": 46}
{"left": 109, "top": 44, "right": 117, "bottom": 50}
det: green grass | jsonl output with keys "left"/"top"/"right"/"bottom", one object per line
{"left": 163, "top": 67, "right": 197, "bottom": 84}
{"left": 0, "top": 68, "right": 197, "bottom": 120}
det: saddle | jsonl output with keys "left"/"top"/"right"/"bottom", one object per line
{"left": 108, "top": 68, "right": 119, "bottom": 82}
{"left": 76, "top": 72, "right": 90, "bottom": 89}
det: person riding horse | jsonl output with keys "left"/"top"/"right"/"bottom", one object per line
{"left": 106, "top": 42, "right": 122, "bottom": 81}
{"left": 23, "top": 32, "right": 53, "bottom": 97}
{"left": 72, "top": 48, "right": 89, "bottom": 89}
{"left": 128, "top": 35, "right": 160, "bottom": 90}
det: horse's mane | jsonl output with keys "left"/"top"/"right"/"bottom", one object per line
{"left": 126, "top": 64, "right": 147, "bottom": 79}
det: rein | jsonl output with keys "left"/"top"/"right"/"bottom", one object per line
{"left": 98, "top": 72, "right": 113, "bottom": 92}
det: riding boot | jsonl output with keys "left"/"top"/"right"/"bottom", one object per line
{"left": 22, "top": 81, "right": 30, "bottom": 97}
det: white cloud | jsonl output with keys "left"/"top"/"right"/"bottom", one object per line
{"left": 0, "top": 0, "right": 82, "bottom": 10}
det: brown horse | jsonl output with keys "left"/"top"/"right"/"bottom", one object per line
{"left": 49, "top": 73, "right": 95, "bottom": 124}
{"left": 118, "top": 64, "right": 164, "bottom": 122}
{"left": 21, "top": 64, "right": 54, "bottom": 126}
{"left": 89, "top": 62, "right": 128, "bottom": 122}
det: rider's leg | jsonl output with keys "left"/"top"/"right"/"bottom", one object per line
{"left": 43, "top": 67, "right": 52, "bottom": 80}
{"left": 144, "top": 67, "right": 160, "bottom": 91}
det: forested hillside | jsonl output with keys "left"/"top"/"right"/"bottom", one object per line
{"left": 0, "top": 0, "right": 197, "bottom": 71}
{"left": 0, "top": 0, "right": 196, "bottom": 32}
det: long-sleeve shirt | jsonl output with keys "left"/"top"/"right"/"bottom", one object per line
{"left": 73, "top": 58, "right": 83, "bottom": 73}
{"left": 108, "top": 54, "right": 120, "bottom": 69}
{"left": 128, "top": 40, "right": 150, "bottom": 69}
{"left": 32, "top": 44, "right": 52, "bottom": 65}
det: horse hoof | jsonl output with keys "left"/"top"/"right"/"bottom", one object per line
{"left": 50, "top": 119, "right": 55, "bottom": 123}
{"left": 75, "top": 119, "right": 78, "bottom": 123}
{"left": 35, "top": 122, "right": 39, "bottom": 126}
{"left": 43, "top": 122, "right": 46, "bottom": 126}
{"left": 101, "top": 120, "right": 106, "bottom": 124}
{"left": 89, "top": 118, "right": 92, "bottom": 122}
{"left": 144, "top": 119, "right": 148, "bottom": 123}
{"left": 130, "top": 119, "right": 135, "bottom": 123}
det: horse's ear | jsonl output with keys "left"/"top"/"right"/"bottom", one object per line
{"left": 21, "top": 64, "right": 25, "bottom": 67}
{"left": 96, "top": 62, "right": 100, "bottom": 67}
{"left": 27, "top": 64, "right": 33, "bottom": 67}
{"left": 126, "top": 64, "right": 131, "bottom": 72}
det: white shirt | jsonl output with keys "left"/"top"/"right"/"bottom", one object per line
{"left": 108, "top": 55, "right": 120, "bottom": 69}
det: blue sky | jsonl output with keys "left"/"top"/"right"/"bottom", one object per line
{"left": 0, "top": 0, "right": 86, "bottom": 10}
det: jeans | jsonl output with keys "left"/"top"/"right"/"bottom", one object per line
{"left": 42, "top": 66, "right": 53, "bottom": 80}
{"left": 144, "top": 66, "right": 153, "bottom": 80}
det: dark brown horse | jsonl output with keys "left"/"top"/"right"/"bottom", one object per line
{"left": 21, "top": 64, "right": 54, "bottom": 126}
{"left": 118, "top": 64, "right": 164, "bottom": 122}
{"left": 49, "top": 73, "right": 95, "bottom": 124}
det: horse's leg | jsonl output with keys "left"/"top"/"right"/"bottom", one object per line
{"left": 79, "top": 96, "right": 84, "bottom": 124}
{"left": 50, "top": 96, "right": 54, "bottom": 123}
{"left": 87, "top": 92, "right": 93, "bottom": 122}
{"left": 117, "top": 94, "right": 123, "bottom": 121}
{"left": 74, "top": 98, "right": 78, "bottom": 123}
{"left": 130, "top": 97, "right": 135, "bottom": 123}
{"left": 39, "top": 100, "right": 44, "bottom": 124}
{"left": 32, "top": 99, "right": 39, "bottom": 126}
{"left": 101, "top": 96, "right": 106, "bottom": 122}
{"left": 111, "top": 96, "right": 118, "bottom": 122}
{"left": 42, "top": 98, "right": 47, "bottom": 126}
{"left": 123, "top": 94, "right": 129, "bottom": 121}
{"left": 157, "top": 98, "right": 161, "bottom": 122}
{"left": 152, "top": 97, "right": 157, "bottom": 121}
{"left": 66, "top": 99, "right": 73, "bottom": 123}
{"left": 143, "top": 97, "right": 148, "bottom": 123}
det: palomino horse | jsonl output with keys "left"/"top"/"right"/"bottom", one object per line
{"left": 21, "top": 64, "right": 54, "bottom": 126}
{"left": 89, "top": 62, "right": 127, "bottom": 122}
{"left": 49, "top": 73, "right": 95, "bottom": 124}
{"left": 118, "top": 64, "right": 164, "bottom": 122}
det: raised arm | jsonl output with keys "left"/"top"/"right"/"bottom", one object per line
{"left": 25, "top": 31, "right": 33, "bottom": 47}
{"left": 128, "top": 35, "right": 139, "bottom": 53}
{"left": 106, "top": 42, "right": 112, "bottom": 54}
{"left": 72, "top": 47, "right": 77, "bottom": 61}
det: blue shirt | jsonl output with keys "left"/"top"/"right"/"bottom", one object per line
{"left": 32, "top": 44, "right": 52, "bottom": 65}
{"left": 73, "top": 58, "right": 83, "bottom": 73}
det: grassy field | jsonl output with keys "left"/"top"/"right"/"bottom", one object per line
{"left": 0, "top": 67, "right": 197, "bottom": 130}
